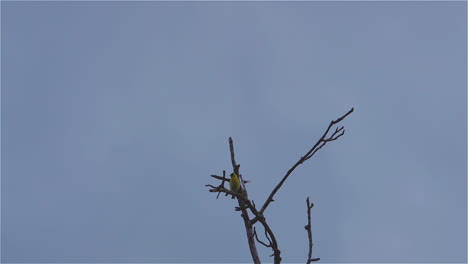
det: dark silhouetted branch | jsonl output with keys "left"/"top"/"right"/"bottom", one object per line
{"left": 305, "top": 197, "right": 320, "bottom": 264}
{"left": 254, "top": 226, "right": 271, "bottom": 248}
{"left": 259, "top": 108, "right": 354, "bottom": 215}
{"left": 206, "top": 108, "right": 353, "bottom": 264}
{"left": 216, "top": 171, "right": 227, "bottom": 199}
{"left": 229, "top": 137, "right": 261, "bottom": 264}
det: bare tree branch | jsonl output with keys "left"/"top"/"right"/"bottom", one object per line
{"left": 215, "top": 171, "right": 227, "bottom": 199}
{"left": 229, "top": 137, "right": 240, "bottom": 175}
{"left": 259, "top": 108, "right": 354, "bottom": 215}
{"left": 305, "top": 197, "right": 320, "bottom": 264}
{"left": 254, "top": 227, "right": 271, "bottom": 248}
{"left": 206, "top": 185, "right": 262, "bottom": 219}
{"left": 228, "top": 137, "right": 261, "bottom": 264}
{"left": 206, "top": 108, "right": 353, "bottom": 264}
{"left": 259, "top": 216, "right": 281, "bottom": 262}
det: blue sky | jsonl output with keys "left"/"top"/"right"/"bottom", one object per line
{"left": 1, "top": 1, "right": 466, "bottom": 263}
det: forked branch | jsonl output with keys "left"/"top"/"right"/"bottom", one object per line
{"left": 259, "top": 108, "right": 354, "bottom": 215}
{"left": 206, "top": 107, "right": 354, "bottom": 264}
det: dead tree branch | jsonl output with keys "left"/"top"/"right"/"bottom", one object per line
{"left": 214, "top": 171, "right": 227, "bottom": 199}
{"left": 229, "top": 137, "right": 261, "bottom": 264}
{"left": 259, "top": 107, "right": 354, "bottom": 215}
{"left": 206, "top": 108, "right": 353, "bottom": 264}
{"left": 305, "top": 197, "right": 320, "bottom": 263}
{"left": 253, "top": 226, "right": 271, "bottom": 248}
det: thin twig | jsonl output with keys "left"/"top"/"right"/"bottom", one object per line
{"left": 229, "top": 137, "right": 240, "bottom": 175}
{"left": 216, "top": 171, "right": 227, "bottom": 199}
{"left": 257, "top": 216, "right": 281, "bottom": 263}
{"left": 259, "top": 108, "right": 354, "bottom": 215}
{"left": 254, "top": 227, "right": 271, "bottom": 248}
{"left": 305, "top": 197, "right": 320, "bottom": 264}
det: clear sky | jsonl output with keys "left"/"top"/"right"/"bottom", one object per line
{"left": 1, "top": 1, "right": 466, "bottom": 263}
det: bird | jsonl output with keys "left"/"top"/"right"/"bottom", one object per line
{"left": 229, "top": 172, "right": 241, "bottom": 199}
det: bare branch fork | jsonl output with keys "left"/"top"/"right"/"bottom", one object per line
{"left": 258, "top": 107, "right": 354, "bottom": 216}
{"left": 206, "top": 107, "right": 353, "bottom": 264}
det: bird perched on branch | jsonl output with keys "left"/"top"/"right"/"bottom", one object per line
{"left": 229, "top": 172, "right": 241, "bottom": 199}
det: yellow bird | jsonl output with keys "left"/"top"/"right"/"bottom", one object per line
{"left": 229, "top": 172, "right": 241, "bottom": 199}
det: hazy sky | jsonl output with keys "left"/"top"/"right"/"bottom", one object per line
{"left": 2, "top": 1, "right": 466, "bottom": 263}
